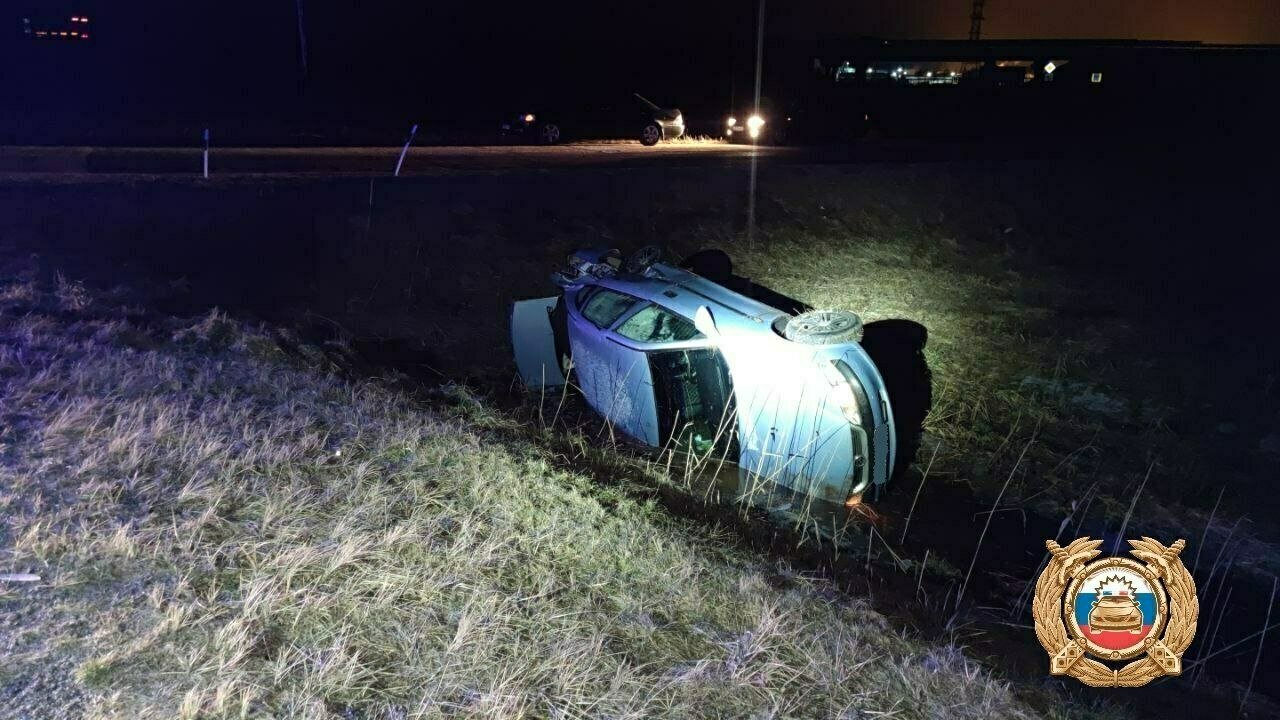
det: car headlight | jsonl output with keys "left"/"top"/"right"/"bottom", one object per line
{"left": 523, "top": 113, "right": 535, "bottom": 123}
{"left": 726, "top": 116, "right": 737, "bottom": 127}
{"left": 821, "top": 360, "right": 869, "bottom": 427}
{"left": 747, "top": 115, "right": 765, "bottom": 130}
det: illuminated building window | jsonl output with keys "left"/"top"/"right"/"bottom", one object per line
{"left": 22, "top": 11, "right": 92, "bottom": 42}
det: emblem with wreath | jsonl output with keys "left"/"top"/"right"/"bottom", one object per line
{"left": 1032, "top": 537, "right": 1199, "bottom": 687}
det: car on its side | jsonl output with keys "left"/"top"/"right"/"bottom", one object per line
{"left": 501, "top": 92, "right": 685, "bottom": 146}
{"left": 511, "top": 247, "right": 925, "bottom": 505}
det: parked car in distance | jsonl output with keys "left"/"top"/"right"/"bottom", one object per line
{"left": 511, "top": 246, "right": 914, "bottom": 506}
{"left": 501, "top": 92, "right": 685, "bottom": 146}
{"left": 724, "top": 97, "right": 792, "bottom": 144}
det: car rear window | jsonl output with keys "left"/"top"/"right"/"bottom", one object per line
{"left": 616, "top": 304, "right": 703, "bottom": 343}
{"left": 580, "top": 289, "right": 638, "bottom": 329}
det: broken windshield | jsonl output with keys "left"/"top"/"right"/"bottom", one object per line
{"left": 616, "top": 304, "right": 704, "bottom": 343}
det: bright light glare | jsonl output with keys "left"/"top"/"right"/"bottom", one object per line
{"left": 746, "top": 115, "right": 765, "bottom": 130}
{"left": 726, "top": 117, "right": 736, "bottom": 127}
{"left": 523, "top": 114, "right": 535, "bottom": 123}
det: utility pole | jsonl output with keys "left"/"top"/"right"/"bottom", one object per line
{"left": 295, "top": 0, "right": 310, "bottom": 82}
{"left": 753, "top": 0, "right": 766, "bottom": 112}
{"left": 969, "top": 0, "right": 985, "bottom": 41}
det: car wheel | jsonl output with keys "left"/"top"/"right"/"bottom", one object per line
{"left": 783, "top": 310, "right": 864, "bottom": 345}
{"left": 540, "top": 123, "right": 561, "bottom": 145}
{"left": 640, "top": 123, "right": 662, "bottom": 146}
{"left": 623, "top": 245, "right": 663, "bottom": 273}
{"left": 679, "top": 249, "right": 733, "bottom": 284}
{"left": 859, "top": 320, "right": 931, "bottom": 479}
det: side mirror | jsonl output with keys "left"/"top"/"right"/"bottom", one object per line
{"left": 694, "top": 306, "right": 719, "bottom": 338}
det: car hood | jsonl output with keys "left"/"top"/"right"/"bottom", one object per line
{"left": 708, "top": 321, "right": 894, "bottom": 499}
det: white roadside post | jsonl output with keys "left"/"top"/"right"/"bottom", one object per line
{"left": 394, "top": 124, "right": 418, "bottom": 177}
{"left": 202, "top": 128, "right": 210, "bottom": 178}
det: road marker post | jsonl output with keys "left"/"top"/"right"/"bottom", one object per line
{"left": 202, "top": 128, "right": 210, "bottom": 178}
{"left": 394, "top": 124, "right": 418, "bottom": 177}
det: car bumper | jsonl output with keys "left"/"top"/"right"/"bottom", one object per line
{"left": 660, "top": 121, "right": 685, "bottom": 139}
{"left": 849, "top": 419, "right": 893, "bottom": 497}
{"left": 499, "top": 122, "right": 538, "bottom": 140}
{"left": 725, "top": 124, "right": 777, "bottom": 143}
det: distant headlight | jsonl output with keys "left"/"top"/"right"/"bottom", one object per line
{"left": 523, "top": 113, "right": 535, "bottom": 123}
{"left": 746, "top": 115, "right": 765, "bottom": 130}
{"left": 726, "top": 116, "right": 737, "bottom": 127}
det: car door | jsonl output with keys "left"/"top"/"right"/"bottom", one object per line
{"left": 610, "top": 302, "right": 728, "bottom": 454}
{"left": 510, "top": 296, "right": 567, "bottom": 389}
{"left": 566, "top": 287, "right": 659, "bottom": 445}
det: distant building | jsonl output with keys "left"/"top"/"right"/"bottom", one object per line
{"left": 22, "top": 10, "right": 91, "bottom": 42}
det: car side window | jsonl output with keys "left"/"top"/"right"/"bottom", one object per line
{"left": 580, "top": 289, "right": 638, "bottom": 329}
{"left": 615, "top": 304, "right": 704, "bottom": 344}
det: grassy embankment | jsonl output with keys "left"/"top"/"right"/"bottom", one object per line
{"left": 1, "top": 276, "right": 1076, "bottom": 719}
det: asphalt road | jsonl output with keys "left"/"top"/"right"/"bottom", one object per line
{"left": 0, "top": 143, "right": 803, "bottom": 175}
{"left": 0, "top": 138, "right": 1074, "bottom": 176}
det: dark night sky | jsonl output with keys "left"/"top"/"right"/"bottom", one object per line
{"left": 7, "top": 1, "right": 1280, "bottom": 135}
{"left": 777, "top": 1, "right": 1280, "bottom": 43}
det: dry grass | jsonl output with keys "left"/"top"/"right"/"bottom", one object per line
{"left": 0, "top": 278, "right": 1060, "bottom": 719}
{"left": 565, "top": 135, "right": 725, "bottom": 147}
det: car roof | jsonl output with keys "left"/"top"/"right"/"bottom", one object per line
{"left": 591, "top": 263, "right": 788, "bottom": 330}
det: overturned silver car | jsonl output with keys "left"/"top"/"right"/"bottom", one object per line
{"left": 512, "top": 247, "right": 924, "bottom": 505}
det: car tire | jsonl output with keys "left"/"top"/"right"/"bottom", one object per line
{"left": 540, "top": 123, "right": 562, "bottom": 145}
{"left": 783, "top": 310, "right": 864, "bottom": 345}
{"left": 679, "top": 249, "right": 733, "bottom": 284}
{"left": 623, "top": 245, "right": 663, "bottom": 273}
{"left": 859, "top": 320, "right": 931, "bottom": 479}
{"left": 640, "top": 123, "right": 662, "bottom": 146}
